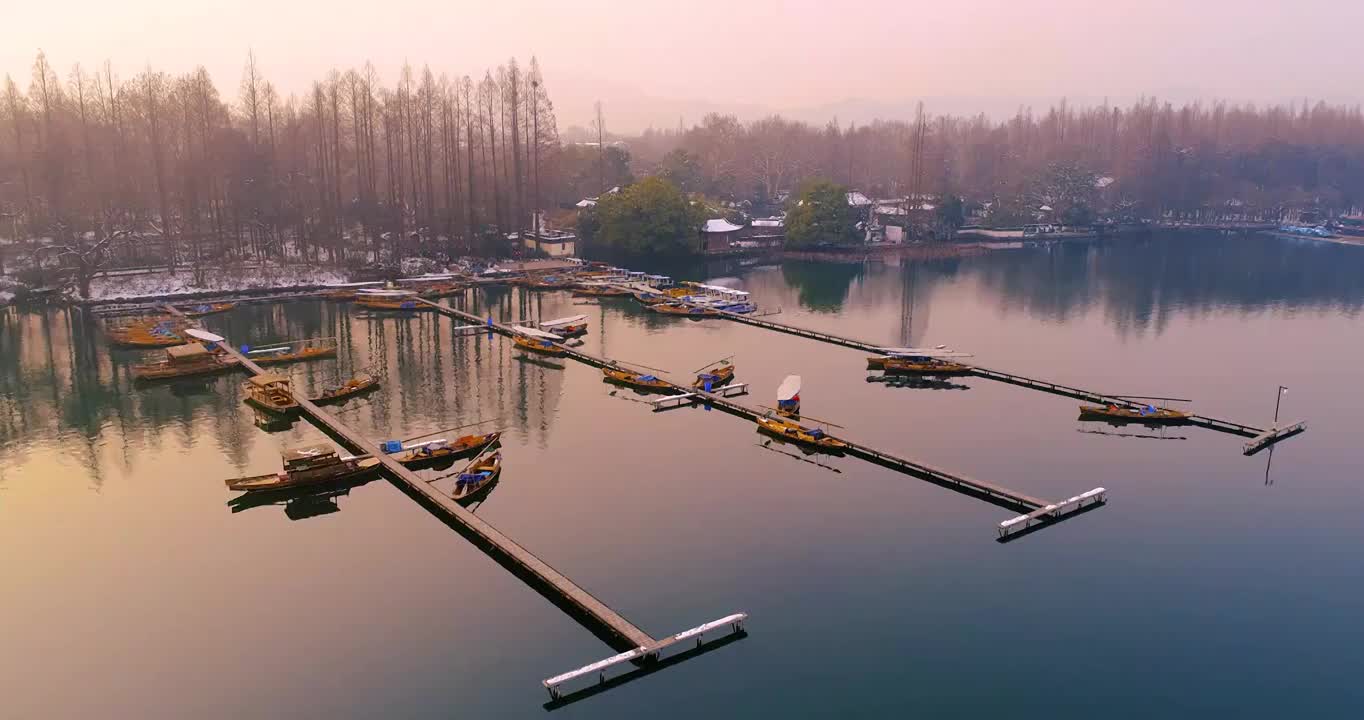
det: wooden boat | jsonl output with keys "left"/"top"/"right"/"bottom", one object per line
{"left": 602, "top": 366, "right": 677, "bottom": 394}
{"left": 322, "top": 288, "right": 357, "bottom": 300}
{"left": 540, "top": 314, "right": 588, "bottom": 338}
{"left": 250, "top": 340, "right": 338, "bottom": 366}
{"left": 632, "top": 291, "right": 669, "bottom": 305}
{"left": 242, "top": 373, "right": 299, "bottom": 414}
{"left": 133, "top": 342, "right": 240, "bottom": 381}
{"left": 776, "top": 375, "right": 801, "bottom": 418}
{"left": 755, "top": 414, "right": 848, "bottom": 453}
{"left": 512, "top": 327, "right": 567, "bottom": 357}
{"left": 226, "top": 443, "right": 381, "bottom": 494}
{"left": 573, "top": 284, "right": 630, "bottom": 297}
{"left": 525, "top": 274, "right": 577, "bottom": 290}
{"left": 1078, "top": 404, "right": 1191, "bottom": 424}
{"left": 692, "top": 362, "right": 735, "bottom": 390}
{"left": 390, "top": 432, "right": 502, "bottom": 468}
{"left": 452, "top": 452, "right": 502, "bottom": 502}
{"left": 418, "top": 283, "right": 465, "bottom": 299}
{"left": 179, "top": 302, "right": 236, "bottom": 317}
{"left": 107, "top": 318, "right": 188, "bottom": 348}
{"left": 355, "top": 289, "right": 430, "bottom": 311}
{"left": 882, "top": 356, "right": 971, "bottom": 375}
{"left": 310, "top": 371, "right": 380, "bottom": 405}
{"left": 651, "top": 303, "right": 719, "bottom": 317}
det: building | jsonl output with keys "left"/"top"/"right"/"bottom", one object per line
{"left": 523, "top": 229, "right": 578, "bottom": 258}
{"left": 739, "top": 216, "right": 785, "bottom": 248}
{"left": 699, "top": 219, "right": 744, "bottom": 253}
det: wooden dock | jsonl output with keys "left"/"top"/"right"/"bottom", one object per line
{"left": 162, "top": 305, "right": 746, "bottom": 701}
{"left": 638, "top": 290, "right": 1302, "bottom": 449}
{"left": 420, "top": 300, "right": 1103, "bottom": 537}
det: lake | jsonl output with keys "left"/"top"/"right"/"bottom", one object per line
{"left": 2, "top": 232, "right": 1361, "bottom": 719}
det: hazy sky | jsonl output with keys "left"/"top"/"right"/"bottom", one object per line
{"left": 4, "top": 0, "right": 1361, "bottom": 130}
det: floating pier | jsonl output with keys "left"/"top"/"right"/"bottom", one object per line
{"left": 163, "top": 305, "right": 747, "bottom": 702}
{"left": 635, "top": 289, "right": 1305, "bottom": 452}
{"left": 1243, "top": 421, "right": 1308, "bottom": 455}
{"left": 650, "top": 383, "right": 750, "bottom": 410}
{"left": 421, "top": 300, "right": 1104, "bottom": 540}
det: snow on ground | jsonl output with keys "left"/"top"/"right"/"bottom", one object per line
{"left": 87, "top": 264, "right": 348, "bottom": 302}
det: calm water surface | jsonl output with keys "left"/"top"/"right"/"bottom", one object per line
{"left": 2, "top": 233, "right": 1361, "bottom": 718}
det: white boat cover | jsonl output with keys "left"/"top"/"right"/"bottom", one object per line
{"left": 777, "top": 375, "right": 801, "bottom": 402}
{"left": 184, "top": 328, "right": 225, "bottom": 343}
{"left": 512, "top": 325, "right": 565, "bottom": 340}
{"left": 539, "top": 314, "right": 588, "bottom": 328}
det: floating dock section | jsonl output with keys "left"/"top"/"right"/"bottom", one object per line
{"left": 419, "top": 300, "right": 1105, "bottom": 541}
{"left": 633, "top": 289, "right": 1306, "bottom": 452}
{"left": 163, "top": 305, "right": 747, "bottom": 702}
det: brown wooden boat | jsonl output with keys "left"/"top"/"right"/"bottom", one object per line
{"left": 133, "top": 343, "right": 240, "bottom": 381}
{"left": 882, "top": 357, "right": 970, "bottom": 375}
{"left": 179, "top": 302, "right": 236, "bottom": 317}
{"left": 242, "top": 373, "right": 299, "bottom": 414}
{"left": 602, "top": 366, "right": 677, "bottom": 394}
{"left": 755, "top": 414, "right": 848, "bottom": 454}
{"left": 250, "top": 341, "right": 338, "bottom": 366}
{"left": 310, "top": 372, "right": 380, "bottom": 405}
{"left": 322, "top": 289, "right": 357, "bottom": 300}
{"left": 452, "top": 452, "right": 502, "bottom": 502}
{"left": 107, "top": 318, "right": 188, "bottom": 348}
{"left": 692, "top": 362, "right": 735, "bottom": 390}
{"left": 226, "top": 443, "right": 381, "bottom": 494}
{"left": 1078, "top": 404, "right": 1192, "bottom": 425}
{"left": 513, "top": 333, "right": 567, "bottom": 357}
{"left": 391, "top": 432, "right": 502, "bottom": 468}
{"left": 651, "top": 303, "right": 719, "bottom": 317}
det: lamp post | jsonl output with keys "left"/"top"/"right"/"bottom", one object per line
{"left": 1274, "top": 385, "right": 1287, "bottom": 425}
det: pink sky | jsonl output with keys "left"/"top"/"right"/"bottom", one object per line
{"left": 3, "top": 0, "right": 1360, "bottom": 129}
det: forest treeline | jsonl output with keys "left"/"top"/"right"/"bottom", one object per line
{"left": 0, "top": 51, "right": 561, "bottom": 288}
{"left": 620, "top": 99, "right": 1364, "bottom": 223}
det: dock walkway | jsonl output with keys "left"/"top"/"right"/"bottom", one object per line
{"left": 420, "top": 300, "right": 1100, "bottom": 527}
{"left": 163, "top": 305, "right": 743, "bottom": 701}
{"left": 630, "top": 287, "right": 1294, "bottom": 445}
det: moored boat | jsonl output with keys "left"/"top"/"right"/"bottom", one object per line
{"left": 1078, "top": 404, "right": 1191, "bottom": 424}
{"left": 573, "top": 284, "right": 630, "bottom": 297}
{"left": 226, "top": 443, "right": 381, "bottom": 494}
{"left": 133, "top": 342, "right": 240, "bottom": 381}
{"left": 602, "top": 366, "right": 677, "bottom": 394}
{"left": 882, "top": 356, "right": 971, "bottom": 375}
{"left": 754, "top": 413, "right": 848, "bottom": 453}
{"left": 107, "top": 317, "right": 188, "bottom": 348}
{"left": 309, "top": 371, "right": 380, "bottom": 404}
{"left": 248, "top": 339, "right": 338, "bottom": 366}
{"left": 539, "top": 314, "right": 588, "bottom": 338}
{"left": 179, "top": 302, "right": 236, "bottom": 317}
{"left": 452, "top": 452, "right": 502, "bottom": 502}
{"left": 692, "top": 361, "right": 735, "bottom": 390}
{"left": 389, "top": 432, "right": 502, "bottom": 468}
{"left": 512, "top": 327, "right": 567, "bottom": 356}
{"left": 355, "top": 289, "right": 430, "bottom": 311}
{"left": 651, "top": 303, "right": 719, "bottom": 317}
{"left": 242, "top": 372, "right": 299, "bottom": 414}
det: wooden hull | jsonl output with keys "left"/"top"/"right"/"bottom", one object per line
{"left": 452, "top": 454, "right": 502, "bottom": 501}
{"left": 227, "top": 458, "right": 381, "bottom": 494}
{"left": 111, "top": 334, "right": 187, "bottom": 348}
{"left": 651, "top": 304, "right": 718, "bottom": 317}
{"left": 513, "top": 336, "right": 567, "bottom": 357}
{"left": 310, "top": 376, "right": 380, "bottom": 405}
{"left": 632, "top": 292, "right": 668, "bottom": 305}
{"left": 356, "top": 298, "right": 431, "bottom": 311}
{"left": 755, "top": 416, "right": 847, "bottom": 453}
{"left": 395, "top": 432, "right": 502, "bottom": 468}
{"left": 602, "top": 367, "right": 677, "bottom": 394}
{"left": 1078, "top": 405, "right": 1191, "bottom": 425}
{"left": 180, "top": 302, "right": 236, "bottom": 317}
{"left": 253, "top": 347, "right": 338, "bottom": 366}
{"left": 244, "top": 395, "right": 300, "bottom": 415}
{"left": 883, "top": 360, "right": 970, "bottom": 376}
{"left": 693, "top": 365, "right": 735, "bottom": 389}
{"left": 134, "top": 358, "right": 239, "bottom": 382}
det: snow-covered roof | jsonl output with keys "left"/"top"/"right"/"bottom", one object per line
{"left": 576, "top": 198, "right": 597, "bottom": 208}
{"left": 751, "top": 218, "right": 784, "bottom": 227}
{"left": 1095, "top": 176, "right": 1116, "bottom": 189}
{"left": 847, "top": 191, "right": 873, "bottom": 207}
{"left": 703, "top": 219, "right": 743, "bottom": 233}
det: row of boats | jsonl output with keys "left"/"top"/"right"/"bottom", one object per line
{"left": 129, "top": 336, "right": 340, "bottom": 382}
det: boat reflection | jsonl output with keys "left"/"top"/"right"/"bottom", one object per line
{"left": 227, "top": 474, "right": 378, "bottom": 518}
{"left": 755, "top": 440, "right": 844, "bottom": 472}
{"left": 866, "top": 375, "right": 971, "bottom": 391}
{"left": 1076, "top": 421, "right": 1188, "bottom": 440}
{"left": 250, "top": 408, "right": 298, "bottom": 432}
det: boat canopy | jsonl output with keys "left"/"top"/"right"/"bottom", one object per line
{"left": 512, "top": 325, "right": 565, "bottom": 340}
{"left": 184, "top": 328, "right": 225, "bottom": 343}
{"left": 539, "top": 314, "right": 588, "bottom": 329}
{"left": 356, "top": 288, "right": 418, "bottom": 297}
{"left": 877, "top": 347, "right": 972, "bottom": 358}
{"left": 282, "top": 443, "right": 336, "bottom": 462}
{"left": 248, "top": 373, "right": 291, "bottom": 387}
{"left": 777, "top": 375, "right": 801, "bottom": 402}
{"left": 166, "top": 343, "right": 211, "bottom": 360}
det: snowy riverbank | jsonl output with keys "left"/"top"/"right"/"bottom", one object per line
{"left": 85, "top": 265, "right": 348, "bottom": 303}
